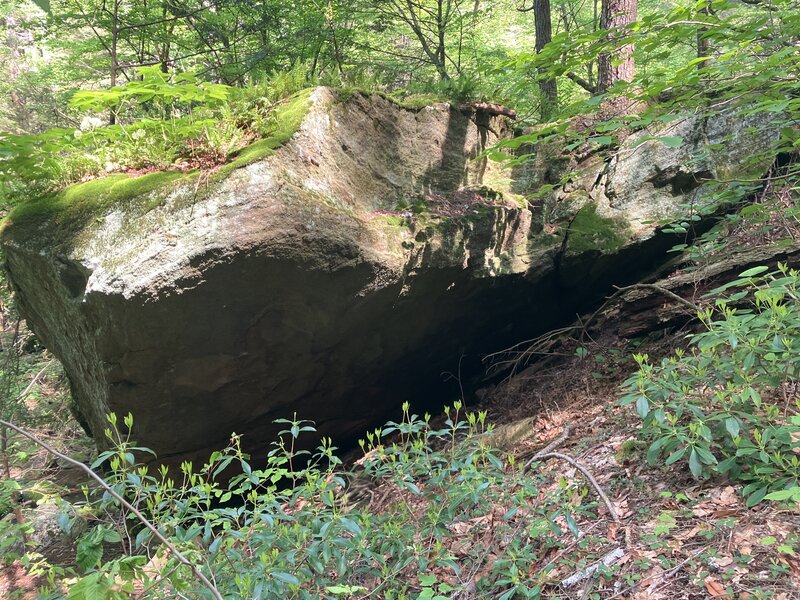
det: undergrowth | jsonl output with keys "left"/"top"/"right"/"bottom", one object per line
{"left": 0, "top": 66, "right": 317, "bottom": 210}
{"left": 622, "top": 263, "right": 800, "bottom": 507}
{"left": 1, "top": 403, "right": 607, "bottom": 599}
{"left": 1, "top": 268, "right": 799, "bottom": 598}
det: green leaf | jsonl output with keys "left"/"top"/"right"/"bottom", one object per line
{"left": 717, "top": 456, "right": 738, "bottom": 473}
{"left": 738, "top": 266, "right": 769, "bottom": 278}
{"left": 725, "top": 417, "right": 740, "bottom": 438}
{"left": 647, "top": 437, "right": 668, "bottom": 464}
{"left": 75, "top": 536, "right": 103, "bottom": 573}
{"left": 30, "top": 0, "right": 50, "bottom": 12}
{"left": 272, "top": 572, "right": 300, "bottom": 585}
{"left": 497, "top": 588, "right": 517, "bottom": 600}
{"left": 695, "top": 446, "right": 718, "bottom": 465}
{"left": 636, "top": 396, "right": 650, "bottom": 418}
{"left": 746, "top": 486, "right": 769, "bottom": 507}
{"left": 665, "top": 446, "right": 686, "bottom": 465}
{"left": 588, "top": 135, "right": 615, "bottom": 145}
{"left": 653, "top": 136, "right": 684, "bottom": 148}
{"left": 688, "top": 448, "right": 703, "bottom": 478}
{"left": 565, "top": 512, "right": 580, "bottom": 537}
{"left": 67, "top": 572, "right": 110, "bottom": 600}
{"left": 765, "top": 488, "right": 800, "bottom": 502}
{"left": 419, "top": 575, "right": 438, "bottom": 586}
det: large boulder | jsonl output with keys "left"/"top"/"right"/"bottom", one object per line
{"left": 0, "top": 88, "right": 777, "bottom": 465}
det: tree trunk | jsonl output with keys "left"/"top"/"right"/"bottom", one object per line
{"left": 597, "top": 0, "right": 637, "bottom": 93}
{"left": 696, "top": 1, "right": 711, "bottom": 70}
{"left": 533, "top": 0, "right": 557, "bottom": 119}
{"left": 109, "top": 0, "right": 120, "bottom": 124}
{"left": 436, "top": 0, "right": 449, "bottom": 80}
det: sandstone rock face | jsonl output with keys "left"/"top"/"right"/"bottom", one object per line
{"left": 0, "top": 89, "right": 777, "bottom": 465}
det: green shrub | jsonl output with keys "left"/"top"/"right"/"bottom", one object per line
{"left": 31, "top": 403, "right": 601, "bottom": 598}
{"left": 0, "top": 66, "right": 315, "bottom": 206}
{"left": 621, "top": 264, "right": 800, "bottom": 506}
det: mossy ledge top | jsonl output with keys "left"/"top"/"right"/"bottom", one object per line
{"left": 2, "top": 88, "right": 315, "bottom": 242}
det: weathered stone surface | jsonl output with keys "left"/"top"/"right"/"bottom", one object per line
{"left": 0, "top": 88, "right": 779, "bottom": 465}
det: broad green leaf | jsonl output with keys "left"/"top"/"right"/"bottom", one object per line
{"left": 688, "top": 448, "right": 703, "bottom": 478}
{"left": 738, "top": 266, "right": 769, "bottom": 278}
{"left": 272, "top": 572, "right": 300, "bottom": 585}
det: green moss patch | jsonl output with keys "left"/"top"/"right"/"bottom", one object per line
{"left": 565, "top": 203, "right": 629, "bottom": 253}
{"left": 220, "top": 89, "right": 313, "bottom": 175}
{"left": 5, "top": 171, "right": 186, "bottom": 234}
{"left": 3, "top": 89, "right": 314, "bottom": 244}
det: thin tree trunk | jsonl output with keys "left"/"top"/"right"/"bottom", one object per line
{"left": 0, "top": 321, "right": 27, "bottom": 545}
{"left": 597, "top": 0, "right": 637, "bottom": 93}
{"left": 437, "top": 0, "right": 449, "bottom": 80}
{"left": 109, "top": 0, "right": 119, "bottom": 124}
{"left": 324, "top": 0, "right": 346, "bottom": 78}
{"left": 696, "top": 0, "right": 711, "bottom": 69}
{"left": 533, "top": 0, "right": 557, "bottom": 118}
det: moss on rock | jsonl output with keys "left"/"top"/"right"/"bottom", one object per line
{"left": 4, "top": 171, "right": 187, "bottom": 236}
{"left": 565, "top": 203, "right": 629, "bottom": 253}
{"left": 2, "top": 89, "right": 314, "bottom": 242}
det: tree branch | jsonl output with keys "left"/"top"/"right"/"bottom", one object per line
{"left": 532, "top": 452, "right": 620, "bottom": 521}
{"left": 567, "top": 71, "right": 597, "bottom": 93}
{"left": 0, "top": 418, "right": 223, "bottom": 600}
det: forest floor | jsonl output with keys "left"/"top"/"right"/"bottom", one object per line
{"left": 1, "top": 317, "right": 799, "bottom": 599}
{"left": 478, "top": 338, "right": 800, "bottom": 600}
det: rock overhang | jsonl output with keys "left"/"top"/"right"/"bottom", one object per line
{"left": 0, "top": 88, "right": 780, "bottom": 466}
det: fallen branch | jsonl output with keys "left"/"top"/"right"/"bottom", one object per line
{"left": 0, "top": 418, "right": 223, "bottom": 600}
{"left": 612, "top": 283, "right": 699, "bottom": 313}
{"left": 521, "top": 425, "right": 572, "bottom": 470}
{"left": 526, "top": 449, "right": 620, "bottom": 522}
{"left": 561, "top": 547, "right": 626, "bottom": 588}
{"left": 607, "top": 548, "right": 705, "bottom": 599}
{"left": 459, "top": 101, "right": 517, "bottom": 119}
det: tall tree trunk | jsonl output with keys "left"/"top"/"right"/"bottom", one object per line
{"left": 437, "top": 0, "right": 449, "bottom": 80}
{"left": 696, "top": 0, "right": 711, "bottom": 70}
{"left": 533, "top": 0, "right": 557, "bottom": 119}
{"left": 109, "top": 0, "right": 119, "bottom": 124}
{"left": 597, "top": 0, "right": 636, "bottom": 93}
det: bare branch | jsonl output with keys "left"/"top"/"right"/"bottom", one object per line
{"left": 0, "top": 418, "right": 223, "bottom": 600}
{"left": 531, "top": 452, "right": 620, "bottom": 521}
{"left": 567, "top": 71, "right": 597, "bottom": 93}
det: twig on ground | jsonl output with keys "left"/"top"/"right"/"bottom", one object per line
{"left": 606, "top": 548, "right": 706, "bottom": 599}
{"left": 520, "top": 426, "right": 619, "bottom": 521}
{"left": 561, "top": 547, "right": 626, "bottom": 588}
{"left": 14, "top": 361, "right": 54, "bottom": 404}
{"left": 521, "top": 425, "right": 572, "bottom": 470}
{"left": 534, "top": 452, "right": 620, "bottom": 522}
{"left": 523, "top": 432, "right": 620, "bottom": 523}
{"left": 0, "top": 418, "right": 224, "bottom": 600}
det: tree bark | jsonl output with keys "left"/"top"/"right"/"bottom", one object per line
{"left": 597, "top": 0, "right": 636, "bottom": 93}
{"left": 696, "top": 1, "right": 711, "bottom": 70}
{"left": 533, "top": 0, "right": 557, "bottom": 118}
{"left": 109, "top": 0, "right": 120, "bottom": 124}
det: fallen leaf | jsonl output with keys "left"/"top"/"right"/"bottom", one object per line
{"left": 608, "top": 521, "right": 621, "bottom": 541}
{"left": 718, "top": 486, "right": 738, "bottom": 506}
{"left": 778, "top": 556, "right": 800, "bottom": 582}
{"left": 704, "top": 576, "right": 731, "bottom": 598}
{"left": 693, "top": 503, "right": 714, "bottom": 517}
{"left": 712, "top": 556, "right": 734, "bottom": 568}
{"left": 675, "top": 526, "right": 702, "bottom": 541}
